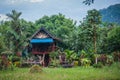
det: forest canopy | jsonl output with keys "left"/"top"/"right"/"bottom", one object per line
{"left": 0, "top": 9, "right": 120, "bottom": 55}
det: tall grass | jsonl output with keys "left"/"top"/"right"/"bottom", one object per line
{"left": 0, "top": 62, "right": 120, "bottom": 80}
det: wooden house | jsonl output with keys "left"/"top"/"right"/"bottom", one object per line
{"left": 30, "top": 27, "right": 60, "bottom": 66}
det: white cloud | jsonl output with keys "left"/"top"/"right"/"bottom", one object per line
{"left": 7, "top": 0, "right": 44, "bottom": 4}
{"left": 11, "top": 0, "right": 16, "bottom": 4}
{"left": 29, "top": 0, "right": 44, "bottom": 3}
{"left": 0, "top": 14, "right": 10, "bottom": 22}
{"left": 7, "top": 0, "right": 17, "bottom": 4}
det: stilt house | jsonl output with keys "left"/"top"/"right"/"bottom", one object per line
{"left": 30, "top": 27, "right": 60, "bottom": 66}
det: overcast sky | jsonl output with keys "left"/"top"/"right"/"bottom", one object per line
{"left": 0, "top": 0, "right": 120, "bottom": 24}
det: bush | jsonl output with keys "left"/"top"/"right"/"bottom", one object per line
{"left": 80, "top": 50, "right": 87, "bottom": 59}
{"left": 0, "top": 55, "right": 9, "bottom": 70}
{"left": 107, "top": 55, "right": 114, "bottom": 66}
{"left": 20, "top": 63, "right": 32, "bottom": 68}
{"left": 12, "top": 56, "right": 20, "bottom": 62}
{"left": 29, "top": 65, "right": 42, "bottom": 73}
{"left": 113, "top": 51, "right": 120, "bottom": 62}
{"left": 93, "top": 62, "right": 103, "bottom": 68}
{"left": 49, "top": 59, "right": 60, "bottom": 67}
{"left": 97, "top": 54, "right": 107, "bottom": 65}
{"left": 73, "top": 61, "right": 78, "bottom": 66}
{"left": 87, "top": 53, "right": 95, "bottom": 65}
{"left": 14, "top": 61, "right": 20, "bottom": 67}
{"left": 81, "top": 58, "right": 91, "bottom": 67}
{"left": 0, "top": 56, "right": 2, "bottom": 70}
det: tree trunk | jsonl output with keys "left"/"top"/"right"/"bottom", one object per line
{"left": 93, "top": 25, "right": 97, "bottom": 64}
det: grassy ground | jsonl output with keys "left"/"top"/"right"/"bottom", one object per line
{"left": 0, "top": 63, "right": 120, "bottom": 80}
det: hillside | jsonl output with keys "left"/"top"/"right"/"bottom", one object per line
{"left": 100, "top": 4, "right": 120, "bottom": 24}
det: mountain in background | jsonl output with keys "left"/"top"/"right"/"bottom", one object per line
{"left": 99, "top": 4, "right": 120, "bottom": 24}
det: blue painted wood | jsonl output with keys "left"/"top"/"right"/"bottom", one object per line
{"left": 30, "top": 38, "right": 53, "bottom": 43}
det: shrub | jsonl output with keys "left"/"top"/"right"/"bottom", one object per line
{"left": 12, "top": 56, "right": 20, "bottom": 62}
{"left": 80, "top": 50, "right": 87, "bottom": 59}
{"left": 14, "top": 61, "right": 20, "bottom": 67}
{"left": 73, "top": 61, "right": 78, "bottom": 66}
{"left": 8, "top": 62, "right": 16, "bottom": 71}
{"left": 20, "top": 63, "right": 32, "bottom": 68}
{"left": 0, "top": 56, "right": 2, "bottom": 70}
{"left": 81, "top": 58, "right": 91, "bottom": 67}
{"left": 93, "top": 62, "right": 103, "bottom": 68}
{"left": 29, "top": 65, "right": 42, "bottom": 73}
{"left": 113, "top": 51, "right": 120, "bottom": 62}
{"left": 87, "top": 53, "right": 95, "bottom": 65}
{"left": 0, "top": 55, "right": 9, "bottom": 70}
{"left": 107, "top": 55, "right": 114, "bottom": 66}
{"left": 97, "top": 54, "right": 107, "bottom": 65}
{"left": 49, "top": 59, "right": 60, "bottom": 67}
{"left": 62, "top": 64, "right": 73, "bottom": 68}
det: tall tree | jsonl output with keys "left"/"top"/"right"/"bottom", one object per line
{"left": 80, "top": 9, "right": 101, "bottom": 63}
{"left": 86, "top": 9, "right": 101, "bottom": 54}
{"left": 6, "top": 10, "right": 23, "bottom": 54}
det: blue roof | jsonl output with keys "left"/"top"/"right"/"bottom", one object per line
{"left": 30, "top": 38, "right": 53, "bottom": 43}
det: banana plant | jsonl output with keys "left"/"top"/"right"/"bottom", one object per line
{"left": 64, "top": 49, "right": 77, "bottom": 63}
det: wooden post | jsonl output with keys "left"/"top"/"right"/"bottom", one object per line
{"left": 43, "top": 54, "right": 45, "bottom": 67}
{"left": 52, "top": 43, "right": 55, "bottom": 51}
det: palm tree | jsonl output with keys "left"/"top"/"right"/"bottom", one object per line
{"left": 6, "top": 10, "right": 22, "bottom": 54}
{"left": 7, "top": 10, "right": 22, "bottom": 33}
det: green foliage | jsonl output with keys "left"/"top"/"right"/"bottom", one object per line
{"left": 11, "top": 56, "right": 20, "bottom": 62}
{"left": 6, "top": 10, "right": 22, "bottom": 52}
{"left": 86, "top": 9, "right": 101, "bottom": 24}
{"left": 0, "top": 55, "right": 9, "bottom": 70}
{"left": 0, "top": 21, "right": 11, "bottom": 52}
{"left": 73, "top": 61, "right": 78, "bottom": 66}
{"left": 49, "top": 51, "right": 59, "bottom": 59}
{"left": 0, "top": 10, "right": 34, "bottom": 57}
{"left": 20, "top": 63, "right": 32, "bottom": 68}
{"left": 0, "top": 9, "right": 120, "bottom": 67}
{"left": 97, "top": 25, "right": 109, "bottom": 53}
{"left": 79, "top": 9, "right": 101, "bottom": 54}
{"left": 0, "top": 56, "right": 2, "bottom": 70}
{"left": 80, "top": 50, "right": 87, "bottom": 58}
{"left": 29, "top": 65, "right": 42, "bottom": 73}
{"left": 107, "top": 55, "right": 114, "bottom": 66}
{"left": 113, "top": 51, "right": 120, "bottom": 62}
{"left": 97, "top": 54, "right": 107, "bottom": 65}
{"left": 9, "top": 62, "right": 16, "bottom": 71}
{"left": 49, "top": 51, "right": 60, "bottom": 67}
{"left": 81, "top": 58, "right": 91, "bottom": 67}
{"left": 14, "top": 61, "right": 20, "bottom": 67}
{"left": 35, "top": 13, "right": 76, "bottom": 49}
{"left": 64, "top": 49, "right": 77, "bottom": 63}
{"left": 107, "top": 26, "right": 120, "bottom": 52}
{"left": 86, "top": 53, "right": 95, "bottom": 64}
{"left": 49, "top": 59, "right": 60, "bottom": 67}
{"left": 93, "top": 62, "right": 103, "bottom": 68}
{"left": 0, "top": 54, "right": 21, "bottom": 71}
